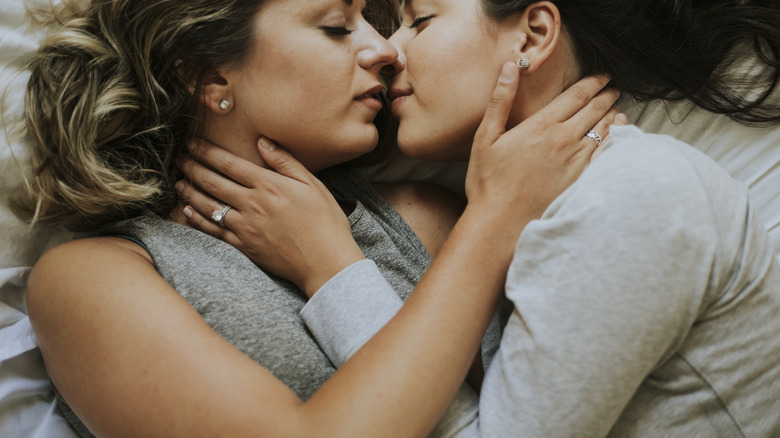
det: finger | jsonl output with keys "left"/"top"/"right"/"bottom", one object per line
{"left": 187, "top": 138, "right": 269, "bottom": 187}
{"left": 563, "top": 87, "right": 621, "bottom": 139}
{"left": 176, "top": 179, "right": 233, "bottom": 226}
{"left": 257, "top": 137, "right": 317, "bottom": 183}
{"left": 583, "top": 106, "right": 618, "bottom": 163}
{"left": 179, "top": 156, "right": 248, "bottom": 208}
{"left": 473, "top": 62, "right": 520, "bottom": 147}
{"left": 591, "top": 105, "right": 620, "bottom": 143}
{"left": 538, "top": 75, "right": 612, "bottom": 123}
{"left": 182, "top": 203, "right": 241, "bottom": 245}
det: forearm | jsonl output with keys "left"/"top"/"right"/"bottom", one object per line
{"left": 302, "top": 260, "right": 481, "bottom": 437}
{"left": 300, "top": 207, "right": 525, "bottom": 437}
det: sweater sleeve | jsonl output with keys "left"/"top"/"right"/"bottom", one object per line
{"left": 301, "top": 259, "right": 401, "bottom": 367}
{"left": 300, "top": 259, "right": 480, "bottom": 437}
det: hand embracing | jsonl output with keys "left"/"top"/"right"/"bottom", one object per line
{"left": 177, "top": 137, "right": 365, "bottom": 296}
{"left": 465, "top": 62, "right": 624, "bottom": 243}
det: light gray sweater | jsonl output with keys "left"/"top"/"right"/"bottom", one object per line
{"left": 301, "top": 126, "right": 780, "bottom": 437}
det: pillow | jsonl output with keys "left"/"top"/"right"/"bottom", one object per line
{"left": 622, "top": 97, "right": 780, "bottom": 256}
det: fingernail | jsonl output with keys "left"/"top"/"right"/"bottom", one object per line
{"left": 183, "top": 206, "right": 193, "bottom": 218}
{"left": 617, "top": 113, "right": 628, "bottom": 124}
{"left": 258, "top": 137, "right": 275, "bottom": 151}
{"left": 499, "top": 62, "right": 514, "bottom": 84}
{"left": 175, "top": 181, "right": 185, "bottom": 192}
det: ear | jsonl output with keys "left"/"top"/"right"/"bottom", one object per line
{"left": 197, "top": 69, "right": 235, "bottom": 114}
{"left": 511, "top": 2, "right": 562, "bottom": 73}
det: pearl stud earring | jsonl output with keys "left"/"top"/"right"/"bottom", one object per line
{"left": 517, "top": 56, "right": 530, "bottom": 70}
{"left": 219, "top": 100, "right": 231, "bottom": 110}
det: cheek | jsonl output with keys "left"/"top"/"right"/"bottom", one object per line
{"left": 409, "top": 31, "right": 498, "bottom": 114}
{"left": 244, "top": 64, "right": 348, "bottom": 133}
{"left": 401, "top": 70, "right": 496, "bottom": 158}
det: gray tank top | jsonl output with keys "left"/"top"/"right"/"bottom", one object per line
{"left": 58, "top": 166, "right": 432, "bottom": 437}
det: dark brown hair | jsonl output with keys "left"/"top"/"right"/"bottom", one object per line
{"left": 483, "top": 0, "right": 780, "bottom": 126}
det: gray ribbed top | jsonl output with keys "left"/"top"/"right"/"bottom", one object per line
{"left": 58, "top": 166, "right": 432, "bottom": 437}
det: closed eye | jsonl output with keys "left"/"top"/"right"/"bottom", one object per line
{"left": 409, "top": 15, "right": 433, "bottom": 30}
{"left": 321, "top": 26, "right": 353, "bottom": 37}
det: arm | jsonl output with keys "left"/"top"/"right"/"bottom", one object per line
{"left": 28, "top": 212, "right": 500, "bottom": 438}
{"left": 474, "top": 132, "right": 720, "bottom": 437}
{"left": 300, "top": 180, "right": 465, "bottom": 368}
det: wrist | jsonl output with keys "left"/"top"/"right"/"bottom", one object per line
{"left": 455, "top": 204, "right": 534, "bottom": 265}
{"left": 301, "top": 247, "right": 366, "bottom": 298}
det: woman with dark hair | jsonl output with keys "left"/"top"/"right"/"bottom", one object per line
{"left": 180, "top": 0, "right": 780, "bottom": 436}
{"left": 17, "top": 0, "right": 619, "bottom": 436}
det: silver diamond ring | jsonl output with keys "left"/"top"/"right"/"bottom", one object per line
{"left": 211, "top": 204, "right": 232, "bottom": 228}
{"left": 585, "top": 130, "right": 603, "bottom": 146}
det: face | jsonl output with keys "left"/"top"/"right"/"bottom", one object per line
{"left": 388, "top": 0, "right": 513, "bottom": 161}
{"left": 222, "top": 0, "right": 398, "bottom": 171}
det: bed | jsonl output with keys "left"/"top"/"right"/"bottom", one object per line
{"left": 2, "top": 0, "right": 780, "bottom": 436}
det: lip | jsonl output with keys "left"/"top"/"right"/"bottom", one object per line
{"left": 388, "top": 88, "right": 413, "bottom": 113}
{"left": 354, "top": 84, "right": 385, "bottom": 112}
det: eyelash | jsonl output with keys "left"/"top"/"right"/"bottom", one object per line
{"left": 409, "top": 15, "right": 433, "bottom": 29}
{"left": 321, "top": 26, "right": 353, "bottom": 37}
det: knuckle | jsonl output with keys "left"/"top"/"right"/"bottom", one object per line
{"left": 274, "top": 153, "right": 295, "bottom": 170}
{"left": 179, "top": 157, "right": 195, "bottom": 174}
{"left": 218, "top": 154, "right": 237, "bottom": 174}
{"left": 176, "top": 181, "right": 191, "bottom": 198}
{"left": 570, "top": 84, "right": 590, "bottom": 104}
{"left": 552, "top": 133, "right": 571, "bottom": 150}
{"left": 190, "top": 139, "right": 208, "bottom": 158}
{"left": 201, "top": 173, "right": 220, "bottom": 193}
{"left": 530, "top": 116, "right": 550, "bottom": 133}
{"left": 591, "top": 97, "right": 610, "bottom": 114}
{"left": 488, "top": 94, "right": 508, "bottom": 109}
{"left": 215, "top": 228, "right": 229, "bottom": 240}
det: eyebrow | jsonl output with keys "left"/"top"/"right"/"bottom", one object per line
{"left": 342, "top": 0, "right": 353, "bottom": 5}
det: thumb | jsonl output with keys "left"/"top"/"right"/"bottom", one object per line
{"left": 473, "top": 62, "right": 520, "bottom": 149}
{"left": 257, "top": 137, "right": 310, "bottom": 182}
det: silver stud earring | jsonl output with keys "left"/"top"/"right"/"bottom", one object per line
{"left": 517, "top": 56, "right": 530, "bottom": 70}
{"left": 219, "top": 100, "right": 231, "bottom": 110}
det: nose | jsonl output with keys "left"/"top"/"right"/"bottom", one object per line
{"left": 381, "top": 34, "right": 406, "bottom": 77}
{"left": 358, "top": 25, "right": 400, "bottom": 72}
{"left": 382, "top": 29, "right": 406, "bottom": 77}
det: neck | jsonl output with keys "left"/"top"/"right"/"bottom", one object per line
{"left": 201, "top": 111, "right": 265, "bottom": 166}
{"left": 167, "top": 112, "right": 263, "bottom": 225}
{"left": 509, "top": 40, "right": 580, "bottom": 128}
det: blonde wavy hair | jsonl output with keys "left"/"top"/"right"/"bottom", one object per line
{"left": 14, "top": 0, "right": 400, "bottom": 232}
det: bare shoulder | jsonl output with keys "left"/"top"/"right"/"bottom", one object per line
{"left": 27, "top": 236, "right": 160, "bottom": 339}
{"left": 372, "top": 181, "right": 465, "bottom": 257}
{"left": 24, "top": 235, "right": 281, "bottom": 436}
{"left": 28, "top": 236, "right": 153, "bottom": 305}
